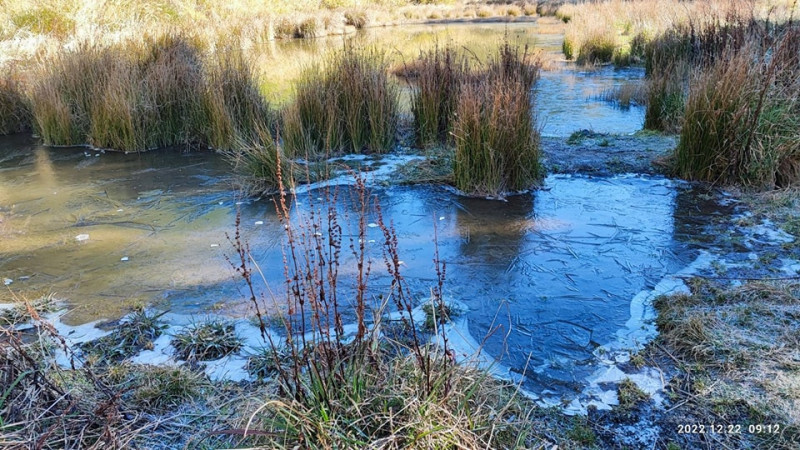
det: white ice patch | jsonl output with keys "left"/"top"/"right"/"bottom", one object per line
{"left": 562, "top": 251, "right": 717, "bottom": 415}
{"left": 291, "top": 154, "right": 425, "bottom": 195}
{"left": 749, "top": 219, "right": 794, "bottom": 244}
{"left": 780, "top": 259, "right": 800, "bottom": 275}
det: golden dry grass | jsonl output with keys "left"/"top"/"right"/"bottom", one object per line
{"left": 559, "top": 0, "right": 799, "bottom": 65}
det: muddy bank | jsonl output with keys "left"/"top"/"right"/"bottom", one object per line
{"left": 541, "top": 131, "right": 676, "bottom": 176}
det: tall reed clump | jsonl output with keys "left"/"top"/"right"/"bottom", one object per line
{"left": 282, "top": 45, "right": 399, "bottom": 157}
{"left": 0, "top": 71, "right": 30, "bottom": 134}
{"left": 203, "top": 42, "right": 274, "bottom": 150}
{"left": 452, "top": 43, "right": 542, "bottom": 197}
{"left": 409, "top": 45, "right": 470, "bottom": 147}
{"left": 28, "top": 34, "right": 270, "bottom": 152}
{"left": 642, "top": 28, "right": 691, "bottom": 132}
{"left": 675, "top": 25, "right": 800, "bottom": 188}
{"left": 223, "top": 173, "right": 540, "bottom": 447}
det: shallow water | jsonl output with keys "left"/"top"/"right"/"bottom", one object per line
{"left": 257, "top": 20, "right": 645, "bottom": 136}
{"left": 0, "top": 132, "right": 731, "bottom": 397}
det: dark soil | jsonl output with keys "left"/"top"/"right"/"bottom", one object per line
{"left": 541, "top": 131, "right": 677, "bottom": 176}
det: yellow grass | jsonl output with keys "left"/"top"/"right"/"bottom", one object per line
{"left": 559, "top": 0, "right": 799, "bottom": 64}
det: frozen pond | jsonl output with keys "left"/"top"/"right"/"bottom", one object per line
{"left": 0, "top": 135, "right": 728, "bottom": 399}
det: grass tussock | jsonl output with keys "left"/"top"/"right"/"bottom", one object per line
{"left": 226, "top": 125, "right": 294, "bottom": 195}
{"left": 28, "top": 34, "right": 270, "bottom": 152}
{"left": 408, "top": 45, "right": 470, "bottom": 147}
{"left": 674, "top": 24, "right": 800, "bottom": 188}
{"left": 575, "top": 28, "right": 616, "bottom": 64}
{"left": 81, "top": 308, "right": 168, "bottom": 365}
{"left": 452, "top": 43, "right": 542, "bottom": 196}
{"left": 172, "top": 319, "right": 243, "bottom": 361}
{"left": 282, "top": 44, "right": 399, "bottom": 157}
{"left": 253, "top": 352, "right": 538, "bottom": 448}
{"left": 0, "top": 71, "right": 31, "bottom": 135}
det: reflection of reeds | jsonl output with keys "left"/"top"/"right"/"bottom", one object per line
{"left": 282, "top": 44, "right": 399, "bottom": 157}
{"left": 597, "top": 81, "right": 648, "bottom": 109}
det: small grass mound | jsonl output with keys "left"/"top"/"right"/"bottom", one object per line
{"left": 421, "top": 301, "right": 458, "bottom": 331}
{"left": 283, "top": 44, "right": 399, "bottom": 157}
{"left": 108, "top": 363, "right": 209, "bottom": 412}
{"left": 172, "top": 319, "right": 243, "bottom": 361}
{"left": 616, "top": 378, "right": 649, "bottom": 410}
{"left": 81, "top": 309, "right": 168, "bottom": 364}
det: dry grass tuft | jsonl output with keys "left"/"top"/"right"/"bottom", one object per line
{"left": 282, "top": 44, "right": 399, "bottom": 157}
{"left": 452, "top": 42, "right": 542, "bottom": 196}
{"left": 653, "top": 279, "right": 800, "bottom": 444}
{"left": 27, "top": 34, "right": 271, "bottom": 153}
